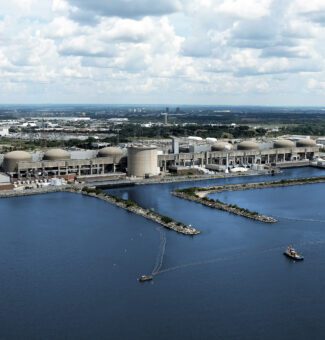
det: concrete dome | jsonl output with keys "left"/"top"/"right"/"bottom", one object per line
{"left": 43, "top": 148, "right": 71, "bottom": 161}
{"left": 296, "top": 139, "right": 316, "bottom": 147}
{"left": 3, "top": 151, "right": 32, "bottom": 172}
{"left": 237, "top": 141, "right": 260, "bottom": 151}
{"left": 98, "top": 147, "right": 124, "bottom": 163}
{"left": 274, "top": 139, "right": 295, "bottom": 149}
{"left": 211, "top": 142, "right": 233, "bottom": 151}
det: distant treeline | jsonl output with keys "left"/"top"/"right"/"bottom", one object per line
{"left": 110, "top": 124, "right": 268, "bottom": 141}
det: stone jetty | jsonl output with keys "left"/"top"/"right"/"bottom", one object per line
{"left": 193, "top": 176, "right": 325, "bottom": 196}
{"left": 173, "top": 191, "right": 277, "bottom": 223}
{"left": 173, "top": 176, "right": 325, "bottom": 224}
{"left": 75, "top": 187, "right": 200, "bottom": 235}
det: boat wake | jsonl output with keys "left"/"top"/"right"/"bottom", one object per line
{"left": 152, "top": 227, "right": 167, "bottom": 275}
{"left": 276, "top": 216, "right": 325, "bottom": 223}
{"left": 154, "top": 239, "right": 325, "bottom": 277}
{"left": 156, "top": 255, "right": 235, "bottom": 275}
{"left": 146, "top": 216, "right": 325, "bottom": 279}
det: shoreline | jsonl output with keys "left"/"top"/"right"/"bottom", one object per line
{"left": 0, "top": 186, "right": 68, "bottom": 198}
{"left": 93, "top": 170, "right": 277, "bottom": 189}
{"left": 1, "top": 175, "right": 324, "bottom": 232}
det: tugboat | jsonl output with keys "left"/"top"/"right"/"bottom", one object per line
{"left": 284, "top": 246, "right": 304, "bottom": 261}
{"left": 138, "top": 275, "right": 153, "bottom": 282}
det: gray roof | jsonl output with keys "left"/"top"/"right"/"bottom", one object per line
{"left": 98, "top": 147, "right": 124, "bottom": 157}
{"left": 43, "top": 148, "right": 71, "bottom": 160}
{"left": 274, "top": 139, "right": 295, "bottom": 148}
{"left": 237, "top": 141, "right": 259, "bottom": 150}
{"left": 212, "top": 142, "right": 233, "bottom": 151}
{"left": 296, "top": 139, "right": 316, "bottom": 147}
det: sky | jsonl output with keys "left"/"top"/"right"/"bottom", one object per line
{"left": 0, "top": 0, "right": 325, "bottom": 106}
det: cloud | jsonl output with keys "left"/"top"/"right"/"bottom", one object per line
{"left": 181, "top": 36, "right": 214, "bottom": 58}
{"left": 58, "top": 36, "right": 116, "bottom": 57}
{"left": 303, "top": 11, "right": 325, "bottom": 26}
{"left": 0, "top": 0, "right": 325, "bottom": 105}
{"left": 99, "top": 18, "right": 153, "bottom": 43}
{"left": 67, "top": 0, "right": 181, "bottom": 19}
{"left": 260, "top": 45, "right": 311, "bottom": 59}
{"left": 235, "top": 60, "right": 321, "bottom": 77}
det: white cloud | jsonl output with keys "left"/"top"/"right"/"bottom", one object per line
{"left": 67, "top": 0, "right": 181, "bottom": 19}
{"left": 0, "top": 0, "right": 324, "bottom": 105}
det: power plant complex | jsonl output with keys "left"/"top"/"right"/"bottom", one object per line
{"left": 0, "top": 137, "right": 321, "bottom": 182}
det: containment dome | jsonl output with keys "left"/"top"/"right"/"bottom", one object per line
{"left": 296, "top": 139, "right": 316, "bottom": 147}
{"left": 97, "top": 147, "right": 124, "bottom": 163}
{"left": 273, "top": 139, "right": 295, "bottom": 149}
{"left": 43, "top": 148, "right": 71, "bottom": 161}
{"left": 237, "top": 141, "right": 260, "bottom": 151}
{"left": 211, "top": 142, "right": 233, "bottom": 152}
{"left": 3, "top": 151, "right": 32, "bottom": 172}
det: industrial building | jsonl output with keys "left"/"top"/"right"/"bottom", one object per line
{"left": 1, "top": 147, "right": 126, "bottom": 180}
{"left": 0, "top": 137, "right": 321, "bottom": 181}
{"left": 158, "top": 138, "right": 320, "bottom": 172}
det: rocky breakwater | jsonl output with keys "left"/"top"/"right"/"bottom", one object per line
{"left": 173, "top": 189, "right": 277, "bottom": 224}
{"left": 194, "top": 176, "right": 325, "bottom": 196}
{"left": 74, "top": 187, "right": 200, "bottom": 236}
{"left": 173, "top": 177, "right": 325, "bottom": 223}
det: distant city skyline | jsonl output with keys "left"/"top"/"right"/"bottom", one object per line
{"left": 1, "top": 0, "right": 325, "bottom": 106}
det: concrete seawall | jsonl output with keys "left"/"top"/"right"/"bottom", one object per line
{"left": 0, "top": 186, "right": 68, "bottom": 198}
{"left": 93, "top": 170, "right": 275, "bottom": 188}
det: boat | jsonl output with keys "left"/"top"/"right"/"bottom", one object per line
{"left": 283, "top": 246, "right": 304, "bottom": 261}
{"left": 138, "top": 275, "right": 153, "bottom": 282}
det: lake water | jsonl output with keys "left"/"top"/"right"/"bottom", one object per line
{"left": 0, "top": 167, "right": 324, "bottom": 339}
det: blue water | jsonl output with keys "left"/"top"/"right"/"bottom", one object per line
{"left": 209, "top": 183, "right": 325, "bottom": 222}
{"left": 0, "top": 167, "right": 324, "bottom": 339}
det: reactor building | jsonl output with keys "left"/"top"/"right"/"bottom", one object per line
{"left": 127, "top": 145, "right": 160, "bottom": 177}
{"left": 0, "top": 137, "right": 321, "bottom": 181}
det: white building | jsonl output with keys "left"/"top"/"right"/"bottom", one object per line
{"left": 0, "top": 127, "right": 9, "bottom": 137}
{"left": 316, "top": 137, "right": 325, "bottom": 146}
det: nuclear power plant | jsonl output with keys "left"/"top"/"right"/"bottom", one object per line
{"left": 0, "top": 137, "right": 321, "bottom": 182}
